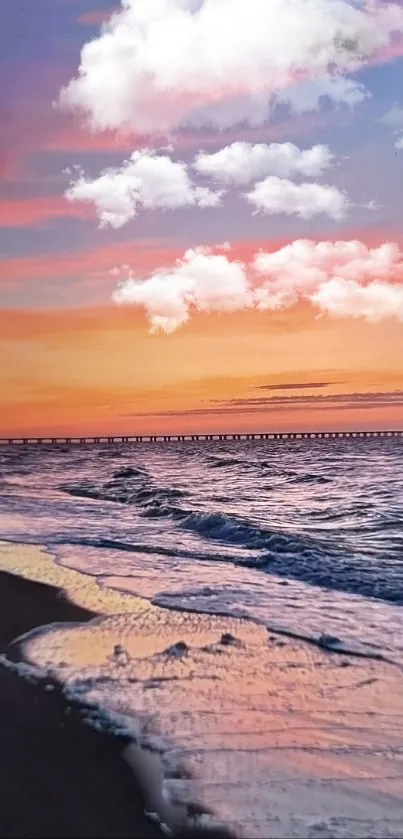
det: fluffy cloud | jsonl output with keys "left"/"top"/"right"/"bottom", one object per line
{"left": 112, "top": 246, "right": 253, "bottom": 332}
{"left": 112, "top": 239, "right": 403, "bottom": 331}
{"left": 193, "top": 142, "right": 334, "bottom": 185}
{"left": 65, "top": 150, "right": 222, "bottom": 228}
{"left": 59, "top": 0, "right": 403, "bottom": 133}
{"left": 252, "top": 239, "right": 403, "bottom": 309}
{"left": 311, "top": 277, "right": 403, "bottom": 320}
{"left": 65, "top": 145, "right": 348, "bottom": 225}
{"left": 245, "top": 177, "right": 348, "bottom": 219}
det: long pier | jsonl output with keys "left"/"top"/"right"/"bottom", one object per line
{"left": 0, "top": 431, "right": 402, "bottom": 445}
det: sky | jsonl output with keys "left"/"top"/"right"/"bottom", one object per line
{"left": 1, "top": 0, "right": 403, "bottom": 436}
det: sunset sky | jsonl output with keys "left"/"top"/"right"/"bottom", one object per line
{"left": 1, "top": 0, "right": 403, "bottom": 436}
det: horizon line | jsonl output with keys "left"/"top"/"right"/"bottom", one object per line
{"left": 1, "top": 430, "right": 402, "bottom": 445}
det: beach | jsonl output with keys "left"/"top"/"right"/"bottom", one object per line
{"left": 1, "top": 540, "right": 403, "bottom": 839}
{"left": 0, "top": 439, "right": 402, "bottom": 837}
{"left": 0, "top": 569, "right": 164, "bottom": 839}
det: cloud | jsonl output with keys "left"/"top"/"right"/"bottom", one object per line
{"left": 253, "top": 239, "right": 403, "bottom": 310}
{"left": 379, "top": 104, "right": 403, "bottom": 149}
{"left": 192, "top": 141, "right": 334, "bottom": 185}
{"left": 65, "top": 149, "right": 223, "bottom": 228}
{"left": 280, "top": 74, "right": 369, "bottom": 112}
{"left": 311, "top": 277, "right": 403, "bottom": 321}
{"left": 120, "top": 390, "right": 403, "bottom": 417}
{"left": 59, "top": 0, "right": 403, "bottom": 134}
{"left": 207, "top": 390, "right": 403, "bottom": 411}
{"left": 112, "top": 246, "right": 253, "bottom": 332}
{"left": 65, "top": 144, "right": 347, "bottom": 226}
{"left": 112, "top": 239, "right": 403, "bottom": 331}
{"left": 257, "top": 381, "right": 335, "bottom": 391}
{"left": 215, "top": 390, "right": 403, "bottom": 407}
{"left": 245, "top": 177, "right": 348, "bottom": 219}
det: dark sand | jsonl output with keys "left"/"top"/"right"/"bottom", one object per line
{"left": 0, "top": 570, "right": 162, "bottom": 839}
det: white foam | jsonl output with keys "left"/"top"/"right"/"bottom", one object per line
{"left": 15, "top": 605, "right": 403, "bottom": 839}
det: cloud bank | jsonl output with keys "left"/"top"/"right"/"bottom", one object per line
{"left": 65, "top": 142, "right": 349, "bottom": 225}
{"left": 59, "top": 0, "right": 403, "bottom": 133}
{"left": 112, "top": 240, "right": 403, "bottom": 332}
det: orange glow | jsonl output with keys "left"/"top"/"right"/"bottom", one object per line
{"left": 1, "top": 305, "right": 403, "bottom": 436}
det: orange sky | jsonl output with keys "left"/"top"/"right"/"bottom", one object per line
{"left": 1, "top": 1, "right": 403, "bottom": 437}
{"left": 1, "top": 303, "right": 403, "bottom": 436}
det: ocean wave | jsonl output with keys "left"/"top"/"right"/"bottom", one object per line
{"left": 288, "top": 474, "right": 332, "bottom": 485}
{"left": 4, "top": 439, "right": 403, "bottom": 610}
{"left": 113, "top": 466, "right": 148, "bottom": 479}
{"left": 57, "top": 475, "right": 403, "bottom": 604}
{"left": 181, "top": 511, "right": 267, "bottom": 547}
{"left": 60, "top": 466, "right": 189, "bottom": 516}
{"left": 177, "top": 511, "right": 403, "bottom": 604}
{"left": 207, "top": 457, "right": 249, "bottom": 469}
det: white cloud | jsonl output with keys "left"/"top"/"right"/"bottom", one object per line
{"left": 112, "top": 239, "right": 403, "bottom": 331}
{"left": 193, "top": 141, "right": 334, "bottom": 185}
{"left": 252, "top": 239, "right": 403, "bottom": 310}
{"left": 245, "top": 177, "right": 348, "bottom": 219}
{"left": 112, "top": 246, "right": 253, "bottom": 332}
{"left": 311, "top": 277, "right": 403, "bottom": 320}
{"left": 65, "top": 149, "right": 222, "bottom": 228}
{"left": 59, "top": 0, "right": 403, "bottom": 133}
{"left": 65, "top": 145, "right": 351, "bottom": 226}
{"left": 396, "top": 134, "right": 403, "bottom": 150}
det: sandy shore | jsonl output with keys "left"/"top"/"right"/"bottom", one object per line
{"left": 1, "top": 542, "right": 403, "bottom": 839}
{"left": 0, "top": 569, "right": 164, "bottom": 839}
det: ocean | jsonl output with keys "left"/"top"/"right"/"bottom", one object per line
{"left": 1, "top": 438, "right": 403, "bottom": 836}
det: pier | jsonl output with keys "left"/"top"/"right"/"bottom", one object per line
{"left": 0, "top": 431, "right": 402, "bottom": 445}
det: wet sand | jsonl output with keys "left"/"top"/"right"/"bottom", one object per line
{"left": 0, "top": 570, "right": 162, "bottom": 839}
{"left": 1, "top": 543, "right": 403, "bottom": 838}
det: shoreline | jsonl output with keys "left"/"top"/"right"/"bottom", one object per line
{"left": 1, "top": 542, "right": 403, "bottom": 838}
{"left": 0, "top": 569, "right": 166, "bottom": 839}
{"left": 0, "top": 568, "right": 233, "bottom": 838}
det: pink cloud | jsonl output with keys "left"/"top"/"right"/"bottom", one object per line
{"left": 0, "top": 196, "right": 94, "bottom": 228}
{"left": 0, "top": 240, "right": 180, "bottom": 289}
{"left": 373, "top": 34, "right": 403, "bottom": 64}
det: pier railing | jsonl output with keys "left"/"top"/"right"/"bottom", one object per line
{"left": 0, "top": 431, "right": 402, "bottom": 445}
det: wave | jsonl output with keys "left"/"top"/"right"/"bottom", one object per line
{"left": 178, "top": 511, "right": 403, "bottom": 604}
{"left": 182, "top": 511, "right": 267, "bottom": 547}
{"left": 56, "top": 453, "right": 403, "bottom": 606}
{"left": 207, "top": 457, "right": 249, "bottom": 469}
{"left": 288, "top": 474, "right": 332, "bottom": 485}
